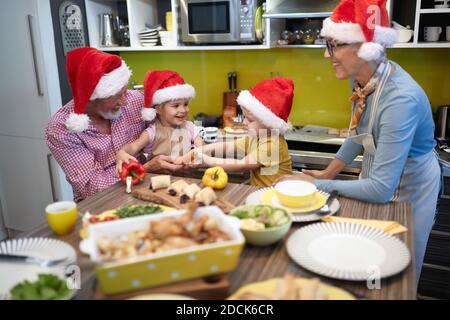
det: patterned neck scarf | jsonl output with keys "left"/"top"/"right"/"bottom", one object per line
{"left": 349, "top": 61, "right": 387, "bottom": 131}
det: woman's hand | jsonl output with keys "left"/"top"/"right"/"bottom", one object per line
{"left": 302, "top": 169, "right": 333, "bottom": 180}
{"left": 273, "top": 172, "right": 315, "bottom": 185}
{"left": 116, "top": 150, "right": 137, "bottom": 176}
{"left": 302, "top": 158, "right": 346, "bottom": 180}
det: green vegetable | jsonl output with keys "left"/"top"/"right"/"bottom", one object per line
{"left": 115, "top": 204, "right": 163, "bottom": 218}
{"left": 268, "top": 209, "right": 288, "bottom": 227}
{"left": 231, "top": 205, "right": 290, "bottom": 229}
{"left": 231, "top": 209, "right": 250, "bottom": 219}
{"left": 10, "top": 273, "right": 70, "bottom": 300}
{"left": 254, "top": 205, "right": 272, "bottom": 217}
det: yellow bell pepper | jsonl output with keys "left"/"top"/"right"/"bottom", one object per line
{"left": 202, "top": 166, "right": 228, "bottom": 190}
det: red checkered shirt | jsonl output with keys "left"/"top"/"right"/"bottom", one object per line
{"left": 45, "top": 90, "right": 146, "bottom": 202}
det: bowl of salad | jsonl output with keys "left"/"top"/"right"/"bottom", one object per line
{"left": 229, "top": 205, "right": 293, "bottom": 246}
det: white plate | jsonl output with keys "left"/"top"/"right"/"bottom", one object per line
{"left": 245, "top": 187, "right": 340, "bottom": 222}
{"left": 140, "top": 39, "right": 159, "bottom": 43}
{"left": 139, "top": 34, "right": 159, "bottom": 39}
{"left": 286, "top": 222, "right": 411, "bottom": 281}
{"left": 138, "top": 28, "right": 158, "bottom": 35}
{"left": 0, "top": 237, "right": 76, "bottom": 299}
{"left": 141, "top": 43, "right": 158, "bottom": 47}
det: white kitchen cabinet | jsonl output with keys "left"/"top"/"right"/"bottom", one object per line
{"left": 0, "top": 0, "right": 73, "bottom": 235}
{"left": 0, "top": 0, "right": 50, "bottom": 138}
{"left": 0, "top": 136, "right": 54, "bottom": 231}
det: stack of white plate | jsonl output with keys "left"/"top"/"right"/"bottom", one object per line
{"left": 138, "top": 27, "right": 160, "bottom": 47}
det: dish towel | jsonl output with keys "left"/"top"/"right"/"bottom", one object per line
{"left": 322, "top": 216, "right": 408, "bottom": 235}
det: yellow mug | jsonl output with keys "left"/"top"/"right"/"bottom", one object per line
{"left": 46, "top": 201, "right": 78, "bottom": 236}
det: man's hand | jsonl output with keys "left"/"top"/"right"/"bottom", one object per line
{"left": 143, "top": 154, "right": 184, "bottom": 174}
{"left": 116, "top": 150, "right": 137, "bottom": 176}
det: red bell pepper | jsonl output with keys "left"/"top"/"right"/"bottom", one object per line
{"left": 120, "top": 160, "right": 146, "bottom": 185}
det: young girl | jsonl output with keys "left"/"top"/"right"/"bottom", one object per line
{"left": 116, "top": 70, "right": 203, "bottom": 174}
{"left": 177, "top": 77, "right": 294, "bottom": 187}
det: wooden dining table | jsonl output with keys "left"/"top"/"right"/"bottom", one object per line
{"left": 18, "top": 176, "right": 417, "bottom": 300}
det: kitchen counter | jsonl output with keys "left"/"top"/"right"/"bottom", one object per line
{"left": 18, "top": 176, "right": 416, "bottom": 300}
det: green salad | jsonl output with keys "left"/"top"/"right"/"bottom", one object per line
{"left": 230, "top": 205, "right": 291, "bottom": 230}
{"left": 10, "top": 273, "right": 71, "bottom": 300}
{"left": 115, "top": 204, "right": 163, "bottom": 218}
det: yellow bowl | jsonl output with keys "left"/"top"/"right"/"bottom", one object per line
{"left": 274, "top": 180, "right": 317, "bottom": 207}
{"left": 46, "top": 201, "right": 78, "bottom": 236}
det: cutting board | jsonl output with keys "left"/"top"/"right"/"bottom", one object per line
{"left": 132, "top": 186, "right": 235, "bottom": 213}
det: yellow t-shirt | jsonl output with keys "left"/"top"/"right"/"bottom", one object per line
{"left": 234, "top": 135, "right": 292, "bottom": 187}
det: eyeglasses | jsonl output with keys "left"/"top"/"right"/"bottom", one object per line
{"left": 326, "top": 39, "right": 350, "bottom": 57}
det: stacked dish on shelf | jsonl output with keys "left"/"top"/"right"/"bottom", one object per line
{"left": 138, "top": 27, "right": 160, "bottom": 47}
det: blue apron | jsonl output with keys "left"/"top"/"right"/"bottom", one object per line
{"left": 348, "top": 62, "right": 441, "bottom": 281}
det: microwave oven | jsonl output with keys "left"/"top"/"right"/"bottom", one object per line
{"left": 180, "top": 0, "right": 259, "bottom": 44}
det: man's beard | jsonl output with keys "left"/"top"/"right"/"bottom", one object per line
{"left": 99, "top": 108, "right": 122, "bottom": 120}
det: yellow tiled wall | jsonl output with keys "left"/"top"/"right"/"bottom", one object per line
{"left": 121, "top": 48, "right": 450, "bottom": 128}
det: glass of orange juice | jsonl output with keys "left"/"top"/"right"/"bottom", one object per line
{"left": 46, "top": 201, "right": 78, "bottom": 236}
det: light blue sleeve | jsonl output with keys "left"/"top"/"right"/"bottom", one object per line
{"left": 315, "top": 94, "right": 419, "bottom": 203}
{"left": 335, "top": 138, "right": 363, "bottom": 164}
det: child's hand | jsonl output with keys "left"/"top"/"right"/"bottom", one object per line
{"left": 116, "top": 150, "right": 137, "bottom": 176}
{"left": 174, "top": 149, "right": 195, "bottom": 166}
{"left": 175, "top": 149, "right": 205, "bottom": 167}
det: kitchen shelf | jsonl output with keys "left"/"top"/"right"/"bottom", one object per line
{"left": 263, "top": 0, "right": 336, "bottom": 19}
{"left": 392, "top": 42, "right": 417, "bottom": 48}
{"left": 100, "top": 44, "right": 269, "bottom": 52}
{"left": 263, "top": 12, "right": 332, "bottom": 19}
{"left": 275, "top": 44, "right": 325, "bottom": 48}
{"left": 414, "top": 42, "right": 450, "bottom": 48}
{"left": 420, "top": 8, "right": 450, "bottom": 14}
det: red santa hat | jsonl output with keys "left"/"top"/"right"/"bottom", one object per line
{"left": 320, "top": 0, "right": 397, "bottom": 61}
{"left": 65, "top": 47, "right": 132, "bottom": 132}
{"left": 142, "top": 70, "right": 195, "bottom": 121}
{"left": 237, "top": 77, "right": 294, "bottom": 134}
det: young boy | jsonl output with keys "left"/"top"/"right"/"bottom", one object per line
{"left": 177, "top": 77, "right": 294, "bottom": 187}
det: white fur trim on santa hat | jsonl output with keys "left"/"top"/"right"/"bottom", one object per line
{"left": 152, "top": 84, "right": 195, "bottom": 106}
{"left": 321, "top": 18, "right": 397, "bottom": 47}
{"left": 90, "top": 61, "right": 132, "bottom": 100}
{"left": 237, "top": 90, "right": 291, "bottom": 134}
{"left": 321, "top": 18, "right": 365, "bottom": 43}
{"left": 141, "top": 107, "right": 157, "bottom": 121}
{"left": 358, "top": 42, "right": 385, "bottom": 61}
{"left": 65, "top": 113, "right": 90, "bottom": 133}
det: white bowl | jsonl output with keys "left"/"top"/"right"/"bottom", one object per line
{"left": 397, "top": 29, "right": 413, "bottom": 43}
{"left": 274, "top": 180, "right": 317, "bottom": 207}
